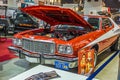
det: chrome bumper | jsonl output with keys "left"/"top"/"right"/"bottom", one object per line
{"left": 8, "top": 46, "right": 78, "bottom": 68}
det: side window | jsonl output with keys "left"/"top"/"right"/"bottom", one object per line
{"left": 102, "top": 18, "right": 112, "bottom": 29}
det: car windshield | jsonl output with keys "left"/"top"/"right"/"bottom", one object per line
{"left": 84, "top": 16, "right": 100, "bottom": 29}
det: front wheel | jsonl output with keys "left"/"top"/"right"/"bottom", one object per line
{"left": 78, "top": 49, "right": 97, "bottom": 76}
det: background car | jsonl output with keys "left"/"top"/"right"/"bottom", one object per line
{"left": 13, "top": 10, "right": 39, "bottom": 34}
{"left": 0, "top": 5, "right": 39, "bottom": 35}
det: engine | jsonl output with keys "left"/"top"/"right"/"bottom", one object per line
{"left": 35, "top": 28, "right": 86, "bottom": 41}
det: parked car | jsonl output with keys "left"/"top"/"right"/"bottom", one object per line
{"left": 9, "top": 5, "right": 120, "bottom": 75}
{"left": 13, "top": 11, "right": 39, "bottom": 34}
{"left": 0, "top": 5, "right": 39, "bottom": 35}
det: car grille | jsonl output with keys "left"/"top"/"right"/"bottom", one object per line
{"left": 22, "top": 38, "right": 55, "bottom": 54}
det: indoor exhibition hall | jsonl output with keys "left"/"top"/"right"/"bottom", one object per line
{"left": 0, "top": 0, "right": 120, "bottom": 80}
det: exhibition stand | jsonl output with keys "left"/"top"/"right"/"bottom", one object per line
{"left": 9, "top": 51, "right": 120, "bottom": 80}
{"left": 9, "top": 65, "right": 98, "bottom": 80}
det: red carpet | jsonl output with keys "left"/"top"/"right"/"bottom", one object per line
{"left": 0, "top": 38, "right": 17, "bottom": 62}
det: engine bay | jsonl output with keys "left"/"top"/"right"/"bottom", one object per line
{"left": 35, "top": 25, "right": 88, "bottom": 41}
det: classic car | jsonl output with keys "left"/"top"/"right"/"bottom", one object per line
{"left": 9, "top": 5, "right": 120, "bottom": 75}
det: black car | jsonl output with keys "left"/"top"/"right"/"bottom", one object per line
{"left": 13, "top": 12, "right": 39, "bottom": 34}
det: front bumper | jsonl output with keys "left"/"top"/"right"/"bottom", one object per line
{"left": 8, "top": 46, "right": 78, "bottom": 68}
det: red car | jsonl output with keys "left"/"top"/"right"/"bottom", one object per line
{"left": 9, "top": 5, "right": 120, "bottom": 75}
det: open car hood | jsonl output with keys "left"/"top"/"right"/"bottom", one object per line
{"left": 21, "top": 5, "right": 92, "bottom": 28}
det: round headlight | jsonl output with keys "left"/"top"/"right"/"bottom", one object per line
{"left": 12, "top": 38, "right": 22, "bottom": 46}
{"left": 66, "top": 46, "right": 72, "bottom": 54}
{"left": 58, "top": 45, "right": 65, "bottom": 53}
{"left": 17, "top": 39, "right": 22, "bottom": 46}
{"left": 58, "top": 45, "right": 73, "bottom": 54}
{"left": 13, "top": 38, "right": 17, "bottom": 45}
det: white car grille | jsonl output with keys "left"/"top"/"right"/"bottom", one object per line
{"left": 22, "top": 38, "right": 55, "bottom": 54}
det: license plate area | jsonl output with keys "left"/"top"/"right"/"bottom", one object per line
{"left": 54, "top": 60, "right": 69, "bottom": 70}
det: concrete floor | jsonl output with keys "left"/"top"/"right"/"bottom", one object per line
{"left": 95, "top": 51, "right": 119, "bottom": 80}
{"left": 0, "top": 58, "right": 39, "bottom": 80}
{"left": 0, "top": 50, "right": 119, "bottom": 80}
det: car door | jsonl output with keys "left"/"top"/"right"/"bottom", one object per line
{"left": 94, "top": 18, "right": 107, "bottom": 52}
{"left": 84, "top": 16, "right": 107, "bottom": 52}
{"left": 98, "top": 18, "right": 118, "bottom": 52}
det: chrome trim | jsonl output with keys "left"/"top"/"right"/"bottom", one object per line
{"left": 57, "top": 44, "right": 73, "bottom": 54}
{"left": 43, "top": 55, "right": 78, "bottom": 62}
{"left": 22, "top": 37, "right": 54, "bottom": 43}
{"left": 22, "top": 38, "right": 55, "bottom": 54}
{"left": 9, "top": 46, "right": 78, "bottom": 68}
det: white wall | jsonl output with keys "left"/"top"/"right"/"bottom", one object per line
{"left": 0, "top": 1, "right": 3, "bottom": 4}
{"left": 8, "top": 0, "right": 17, "bottom": 7}
{"left": 84, "top": 0, "right": 103, "bottom": 15}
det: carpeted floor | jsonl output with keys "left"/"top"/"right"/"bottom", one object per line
{"left": 0, "top": 38, "right": 17, "bottom": 62}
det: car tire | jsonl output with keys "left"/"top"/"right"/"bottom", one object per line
{"left": 110, "top": 37, "right": 120, "bottom": 51}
